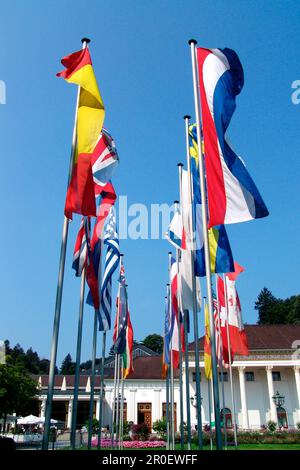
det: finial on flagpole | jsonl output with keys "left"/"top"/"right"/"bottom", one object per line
{"left": 168, "top": 251, "right": 172, "bottom": 255}
{"left": 184, "top": 115, "right": 191, "bottom": 120}
{"left": 120, "top": 253, "right": 124, "bottom": 257}
{"left": 188, "top": 39, "right": 197, "bottom": 45}
{"left": 177, "top": 163, "right": 183, "bottom": 167}
{"left": 81, "top": 37, "right": 91, "bottom": 44}
{"left": 174, "top": 200, "right": 179, "bottom": 204}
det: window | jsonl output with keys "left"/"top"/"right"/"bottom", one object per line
{"left": 192, "top": 372, "right": 201, "bottom": 382}
{"left": 245, "top": 372, "right": 255, "bottom": 382}
{"left": 272, "top": 371, "right": 281, "bottom": 382}
{"left": 219, "top": 372, "right": 228, "bottom": 382}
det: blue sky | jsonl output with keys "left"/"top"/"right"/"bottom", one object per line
{"left": 0, "top": 0, "right": 299, "bottom": 364}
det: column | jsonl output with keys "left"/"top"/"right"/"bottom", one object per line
{"left": 238, "top": 367, "right": 249, "bottom": 429}
{"left": 96, "top": 398, "right": 100, "bottom": 422}
{"left": 294, "top": 366, "right": 300, "bottom": 421}
{"left": 128, "top": 389, "right": 137, "bottom": 423}
{"left": 153, "top": 389, "right": 161, "bottom": 424}
{"left": 67, "top": 398, "right": 73, "bottom": 429}
{"left": 40, "top": 398, "right": 46, "bottom": 418}
{"left": 266, "top": 366, "right": 277, "bottom": 423}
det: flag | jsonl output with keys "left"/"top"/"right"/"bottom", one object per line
{"left": 204, "top": 304, "right": 212, "bottom": 380}
{"left": 99, "top": 207, "right": 120, "bottom": 331}
{"left": 72, "top": 217, "right": 87, "bottom": 277}
{"left": 91, "top": 181, "right": 117, "bottom": 249}
{"left": 123, "top": 311, "right": 134, "bottom": 379}
{"left": 85, "top": 219, "right": 100, "bottom": 311}
{"left": 113, "top": 263, "right": 128, "bottom": 354}
{"left": 180, "top": 170, "right": 201, "bottom": 311}
{"left": 165, "top": 205, "right": 185, "bottom": 250}
{"left": 189, "top": 124, "right": 234, "bottom": 276}
{"left": 213, "top": 294, "right": 222, "bottom": 366}
{"left": 92, "top": 129, "right": 119, "bottom": 194}
{"left": 170, "top": 257, "right": 180, "bottom": 369}
{"left": 57, "top": 46, "right": 105, "bottom": 219}
{"left": 227, "top": 261, "right": 245, "bottom": 281}
{"left": 217, "top": 276, "right": 249, "bottom": 364}
{"left": 196, "top": 47, "right": 269, "bottom": 227}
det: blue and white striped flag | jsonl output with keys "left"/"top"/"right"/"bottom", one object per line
{"left": 98, "top": 206, "right": 120, "bottom": 331}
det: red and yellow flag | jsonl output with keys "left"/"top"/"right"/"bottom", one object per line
{"left": 57, "top": 47, "right": 105, "bottom": 219}
{"left": 123, "top": 312, "right": 134, "bottom": 379}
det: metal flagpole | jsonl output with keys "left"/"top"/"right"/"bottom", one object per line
{"left": 115, "top": 354, "right": 121, "bottom": 449}
{"left": 207, "top": 378, "right": 213, "bottom": 450}
{"left": 183, "top": 310, "right": 192, "bottom": 450}
{"left": 42, "top": 37, "right": 90, "bottom": 451}
{"left": 215, "top": 275, "right": 228, "bottom": 449}
{"left": 165, "top": 286, "right": 170, "bottom": 451}
{"left": 97, "top": 330, "right": 106, "bottom": 450}
{"left": 188, "top": 39, "right": 223, "bottom": 449}
{"left": 174, "top": 201, "right": 184, "bottom": 450}
{"left": 182, "top": 115, "right": 203, "bottom": 449}
{"left": 70, "top": 267, "right": 86, "bottom": 449}
{"left": 223, "top": 274, "right": 238, "bottom": 448}
{"left": 118, "top": 356, "right": 125, "bottom": 450}
{"left": 111, "top": 352, "right": 118, "bottom": 448}
{"left": 168, "top": 252, "right": 175, "bottom": 451}
{"left": 87, "top": 309, "right": 98, "bottom": 449}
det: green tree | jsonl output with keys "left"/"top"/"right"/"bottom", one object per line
{"left": 142, "top": 334, "right": 163, "bottom": 354}
{"left": 0, "top": 363, "right": 38, "bottom": 419}
{"left": 60, "top": 354, "right": 75, "bottom": 374}
{"left": 255, "top": 288, "right": 278, "bottom": 324}
{"left": 287, "top": 295, "right": 300, "bottom": 324}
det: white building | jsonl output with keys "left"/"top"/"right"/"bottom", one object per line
{"left": 35, "top": 325, "right": 300, "bottom": 432}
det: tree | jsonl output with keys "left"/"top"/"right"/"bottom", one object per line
{"left": 0, "top": 363, "right": 38, "bottom": 419}
{"left": 142, "top": 334, "right": 163, "bottom": 354}
{"left": 60, "top": 354, "right": 75, "bottom": 374}
{"left": 255, "top": 288, "right": 278, "bottom": 324}
{"left": 287, "top": 295, "right": 300, "bottom": 324}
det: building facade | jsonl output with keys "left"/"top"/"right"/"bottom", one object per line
{"left": 35, "top": 325, "right": 300, "bottom": 431}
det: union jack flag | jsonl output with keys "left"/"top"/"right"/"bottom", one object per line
{"left": 72, "top": 217, "right": 88, "bottom": 277}
{"left": 92, "top": 129, "right": 119, "bottom": 192}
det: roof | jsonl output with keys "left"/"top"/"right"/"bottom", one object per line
{"left": 189, "top": 324, "right": 300, "bottom": 351}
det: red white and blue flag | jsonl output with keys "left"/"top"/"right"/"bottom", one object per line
{"left": 92, "top": 129, "right": 119, "bottom": 193}
{"left": 196, "top": 47, "right": 269, "bottom": 227}
{"left": 72, "top": 217, "right": 87, "bottom": 277}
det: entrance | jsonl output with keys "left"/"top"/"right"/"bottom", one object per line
{"left": 137, "top": 403, "right": 152, "bottom": 430}
{"left": 162, "top": 403, "right": 177, "bottom": 432}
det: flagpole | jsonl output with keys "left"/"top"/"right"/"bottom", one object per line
{"left": 87, "top": 309, "right": 98, "bottom": 449}
{"left": 183, "top": 310, "right": 192, "bottom": 450}
{"left": 168, "top": 252, "right": 175, "bottom": 451}
{"left": 97, "top": 330, "right": 106, "bottom": 450}
{"left": 111, "top": 351, "right": 118, "bottom": 448}
{"left": 188, "top": 39, "right": 222, "bottom": 450}
{"left": 115, "top": 353, "right": 121, "bottom": 449}
{"left": 42, "top": 37, "right": 90, "bottom": 451}
{"left": 223, "top": 274, "right": 238, "bottom": 448}
{"left": 165, "top": 286, "right": 170, "bottom": 451}
{"left": 70, "top": 267, "right": 86, "bottom": 449}
{"left": 118, "top": 356, "right": 125, "bottom": 450}
{"left": 182, "top": 116, "right": 203, "bottom": 449}
{"left": 174, "top": 201, "right": 185, "bottom": 450}
{"left": 215, "top": 275, "right": 227, "bottom": 449}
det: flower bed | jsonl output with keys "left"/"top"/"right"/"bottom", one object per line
{"left": 91, "top": 438, "right": 166, "bottom": 449}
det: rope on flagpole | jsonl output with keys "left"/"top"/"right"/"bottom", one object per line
{"left": 182, "top": 115, "right": 203, "bottom": 449}
{"left": 70, "top": 267, "right": 86, "bottom": 449}
{"left": 188, "top": 39, "right": 222, "bottom": 450}
{"left": 223, "top": 274, "right": 238, "bottom": 448}
{"left": 42, "top": 37, "right": 90, "bottom": 451}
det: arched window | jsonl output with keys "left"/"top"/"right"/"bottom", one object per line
{"left": 277, "top": 406, "right": 288, "bottom": 429}
{"left": 220, "top": 408, "right": 232, "bottom": 429}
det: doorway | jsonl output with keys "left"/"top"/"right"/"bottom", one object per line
{"left": 137, "top": 403, "right": 152, "bottom": 430}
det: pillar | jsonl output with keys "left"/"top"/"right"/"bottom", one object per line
{"left": 238, "top": 366, "right": 249, "bottom": 429}
{"left": 266, "top": 366, "right": 277, "bottom": 423}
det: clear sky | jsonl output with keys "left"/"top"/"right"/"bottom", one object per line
{"left": 0, "top": 0, "right": 299, "bottom": 365}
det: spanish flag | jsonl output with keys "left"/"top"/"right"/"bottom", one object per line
{"left": 204, "top": 304, "right": 212, "bottom": 380}
{"left": 57, "top": 46, "right": 105, "bottom": 219}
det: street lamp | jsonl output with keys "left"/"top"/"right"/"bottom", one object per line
{"left": 272, "top": 391, "right": 285, "bottom": 408}
{"left": 190, "top": 394, "right": 203, "bottom": 408}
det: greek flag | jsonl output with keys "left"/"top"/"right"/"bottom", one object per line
{"left": 98, "top": 207, "right": 120, "bottom": 331}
